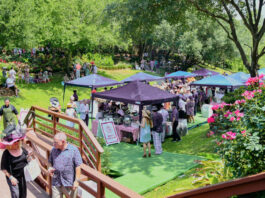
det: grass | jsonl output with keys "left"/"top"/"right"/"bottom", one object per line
{"left": 144, "top": 124, "right": 219, "bottom": 198}
{"left": 162, "top": 124, "right": 217, "bottom": 157}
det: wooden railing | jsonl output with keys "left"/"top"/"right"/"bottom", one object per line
{"left": 24, "top": 106, "right": 104, "bottom": 171}
{"left": 24, "top": 132, "right": 143, "bottom": 198}
{"left": 167, "top": 172, "right": 265, "bottom": 198}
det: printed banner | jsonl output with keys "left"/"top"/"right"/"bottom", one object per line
{"left": 99, "top": 120, "right": 120, "bottom": 145}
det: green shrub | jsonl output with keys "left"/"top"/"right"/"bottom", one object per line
{"left": 209, "top": 76, "right": 265, "bottom": 177}
{"left": 79, "top": 53, "right": 114, "bottom": 67}
{"left": 96, "top": 137, "right": 111, "bottom": 175}
{"left": 222, "top": 87, "right": 246, "bottom": 104}
{"left": 192, "top": 160, "right": 232, "bottom": 186}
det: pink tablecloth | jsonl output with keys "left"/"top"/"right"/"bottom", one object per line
{"left": 92, "top": 120, "right": 139, "bottom": 141}
{"left": 116, "top": 125, "right": 139, "bottom": 141}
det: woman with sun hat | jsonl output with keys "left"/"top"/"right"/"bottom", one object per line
{"left": 0, "top": 124, "right": 29, "bottom": 198}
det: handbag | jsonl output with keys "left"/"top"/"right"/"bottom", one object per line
{"left": 24, "top": 158, "right": 41, "bottom": 182}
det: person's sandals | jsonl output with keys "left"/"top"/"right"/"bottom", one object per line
{"left": 148, "top": 153, "right": 151, "bottom": 157}
{"left": 143, "top": 154, "right": 147, "bottom": 158}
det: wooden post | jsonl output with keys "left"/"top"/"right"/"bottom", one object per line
{"left": 32, "top": 108, "right": 36, "bottom": 132}
{"left": 53, "top": 113, "right": 57, "bottom": 135}
{"left": 46, "top": 150, "right": 51, "bottom": 194}
{"left": 96, "top": 152, "right": 101, "bottom": 172}
{"left": 97, "top": 180, "right": 105, "bottom": 198}
{"left": 79, "top": 124, "right": 83, "bottom": 158}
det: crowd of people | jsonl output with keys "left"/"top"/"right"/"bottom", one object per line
{"left": 92, "top": 77, "right": 229, "bottom": 157}
{"left": 64, "top": 61, "right": 98, "bottom": 82}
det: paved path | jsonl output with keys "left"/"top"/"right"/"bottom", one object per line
{"left": 0, "top": 150, "right": 49, "bottom": 198}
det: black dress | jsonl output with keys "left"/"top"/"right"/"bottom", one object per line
{"left": 1, "top": 148, "right": 28, "bottom": 198}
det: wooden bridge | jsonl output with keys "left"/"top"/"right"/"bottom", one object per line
{"left": 8, "top": 105, "right": 265, "bottom": 198}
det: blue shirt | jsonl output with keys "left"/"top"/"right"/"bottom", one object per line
{"left": 48, "top": 144, "right": 82, "bottom": 187}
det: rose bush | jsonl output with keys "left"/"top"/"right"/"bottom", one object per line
{"left": 209, "top": 75, "right": 265, "bottom": 177}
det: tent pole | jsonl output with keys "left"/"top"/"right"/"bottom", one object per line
{"left": 139, "top": 105, "right": 143, "bottom": 122}
{"left": 91, "top": 87, "right": 94, "bottom": 119}
{"left": 62, "top": 84, "right": 66, "bottom": 111}
{"left": 137, "top": 105, "right": 143, "bottom": 145}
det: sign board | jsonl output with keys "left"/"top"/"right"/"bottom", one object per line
{"left": 99, "top": 119, "right": 120, "bottom": 145}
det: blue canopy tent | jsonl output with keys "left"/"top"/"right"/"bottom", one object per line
{"left": 165, "top": 71, "right": 196, "bottom": 79}
{"left": 63, "top": 74, "right": 121, "bottom": 118}
{"left": 228, "top": 72, "right": 250, "bottom": 83}
{"left": 121, "top": 72, "right": 163, "bottom": 83}
{"left": 191, "top": 74, "right": 245, "bottom": 88}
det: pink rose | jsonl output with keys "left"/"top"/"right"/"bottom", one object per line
{"left": 229, "top": 117, "right": 235, "bottom": 121}
{"left": 207, "top": 117, "right": 215, "bottom": 123}
{"left": 222, "top": 134, "right": 227, "bottom": 139}
{"left": 241, "top": 130, "right": 246, "bottom": 134}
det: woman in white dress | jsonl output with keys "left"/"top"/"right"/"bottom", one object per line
{"left": 65, "top": 103, "right": 77, "bottom": 128}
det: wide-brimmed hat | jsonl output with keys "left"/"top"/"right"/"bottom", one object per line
{"left": 0, "top": 124, "right": 26, "bottom": 149}
{"left": 67, "top": 103, "right": 73, "bottom": 108}
{"left": 142, "top": 110, "right": 151, "bottom": 119}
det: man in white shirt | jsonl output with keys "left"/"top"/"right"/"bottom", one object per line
{"left": 9, "top": 67, "right": 16, "bottom": 80}
{"left": 158, "top": 105, "right": 169, "bottom": 142}
{"left": 6, "top": 74, "right": 18, "bottom": 96}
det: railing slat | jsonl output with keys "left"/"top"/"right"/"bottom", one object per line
{"left": 82, "top": 149, "right": 96, "bottom": 169}
{"left": 82, "top": 140, "right": 97, "bottom": 164}
{"left": 35, "top": 120, "right": 54, "bottom": 131}
{"left": 82, "top": 132, "right": 97, "bottom": 156}
{"left": 35, "top": 114, "right": 53, "bottom": 123}
{"left": 35, "top": 127, "right": 54, "bottom": 138}
{"left": 56, "top": 122, "right": 79, "bottom": 133}
{"left": 78, "top": 181, "right": 97, "bottom": 196}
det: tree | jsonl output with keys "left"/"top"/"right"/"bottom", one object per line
{"left": 150, "top": 15, "right": 236, "bottom": 70}
{"left": 188, "top": 0, "right": 265, "bottom": 77}
{"left": 106, "top": 0, "right": 187, "bottom": 61}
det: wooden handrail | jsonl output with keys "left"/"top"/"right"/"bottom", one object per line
{"left": 24, "top": 106, "right": 104, "bottom": 171}
{"left": 80, "top": 164, "right": 143, "bottom": 198}
{"left": 25, "top": 131, "right": 142, "bottom": 198}
{"left": 168, "top": 172, "right": 265, "bottom": 198}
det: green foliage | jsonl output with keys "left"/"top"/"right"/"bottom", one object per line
{"left": 0, "top": 0, "right": 128, "bottom": 53}
{"left": 225, "top": 58, "right": 247, "bottom": 73}
{"left": 96, "top": 137, "right": 111, "bottom": 175}
{"left": 210, "top": 77, "right": 265, "bottom": 177}
{"left": 222, "top": 87, "right": 246, "bottom": 104}
{"left": 192, "top": 160, "right": 232, "bottom": 186}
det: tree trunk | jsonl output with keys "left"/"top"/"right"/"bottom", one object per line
{"left": 65, "top": 50, "right": 72, "bottom": 75}
{"left": 137, "top": 41, "right": 145, "bottom": 63}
